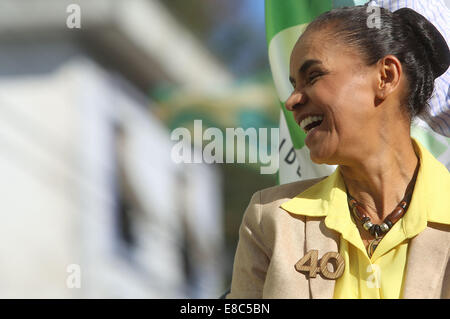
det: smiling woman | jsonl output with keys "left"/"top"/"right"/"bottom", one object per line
{"left": 227, "top": 4, "right": 450, "bottom": 299}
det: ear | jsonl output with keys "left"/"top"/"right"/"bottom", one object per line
{"left": 375, "top": 55, "right": 402, "bottom": 102}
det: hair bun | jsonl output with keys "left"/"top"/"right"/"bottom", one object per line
{"left": 394, "top": 7, "right": 450, "bottom": 79}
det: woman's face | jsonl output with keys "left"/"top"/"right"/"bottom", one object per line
{"left": 287, "top": 29, "right": 380, "bottom": 165}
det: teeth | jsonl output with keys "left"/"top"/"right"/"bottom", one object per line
{"left": 300, "top": 115, "right": 324, "bottom": 131}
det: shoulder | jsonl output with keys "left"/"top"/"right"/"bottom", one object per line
{"left": 241, "top": 177, "right": 326, "bottom": 236}
{"left": 257, "top": 177, "right": 327, "bottom": 204}
{"left": 246, "top": 176, "right": 327, "bottom": 216}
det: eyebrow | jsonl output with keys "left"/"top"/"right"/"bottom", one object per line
{"left": 289, "top": 59, "right": 322, "bottom": 84}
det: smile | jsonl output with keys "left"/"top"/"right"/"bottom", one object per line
{"left": 299, "top": 115, "right": 324, "bottom": 133}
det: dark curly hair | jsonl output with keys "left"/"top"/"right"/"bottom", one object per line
{"left": 303, "top": 5, "right": 450, "bottom": 119}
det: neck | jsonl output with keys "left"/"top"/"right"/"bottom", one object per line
{"left": 339, "top": 138, "right": 419, "bottom": 224}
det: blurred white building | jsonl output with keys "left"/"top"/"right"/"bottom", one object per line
{"left": 0, "top": 0, "right": 226, "bottom": 298}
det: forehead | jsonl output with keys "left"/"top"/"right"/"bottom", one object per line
{"left": 290, "top": 31, "right": 337, "bottom": 71}
{"left": 289, "top": 29, "right": 362, "bottom": 76}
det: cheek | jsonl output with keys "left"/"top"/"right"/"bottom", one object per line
{"left": 318, "top": 75, "right": 374, "bottom": 128}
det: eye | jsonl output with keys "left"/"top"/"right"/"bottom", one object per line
{"left": 307, "top": 71, "right": 323, "bottom": 84}
{"left": 289, "top": 78, "right": 296, "bottom": 89}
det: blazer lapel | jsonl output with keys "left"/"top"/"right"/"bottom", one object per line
{"left": 402, "top": 224, "right": 450, "bottom": 298}
{"left": 305, "top": 216, "right": 341, "bottom": 299}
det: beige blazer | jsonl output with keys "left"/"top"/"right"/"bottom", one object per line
{"left": 226, "top": 178, "right": 450, "bottom": 299}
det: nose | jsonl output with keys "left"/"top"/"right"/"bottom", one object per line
{"left": 285, "top": 90, "right": 307, "bottom": 112}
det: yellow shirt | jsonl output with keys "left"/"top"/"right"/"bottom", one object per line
{"left": 281, "top": 138, "right": 450, "bottom": 299}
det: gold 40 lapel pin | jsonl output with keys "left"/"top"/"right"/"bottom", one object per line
{"left": 295, "top": 250, "right": 345, "bottom": 279}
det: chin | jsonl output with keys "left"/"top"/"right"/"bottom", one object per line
{"left": 308, "top": 148, "right": 337, "bottom": 165}
{"left": 310, "top": 155, "right": 328, "bottom": 165}
{"left": 309, "top": 152, "right": 326, "bottom": 164}
{"left": 306, "top": 134, "right": 340, "bottom": 165}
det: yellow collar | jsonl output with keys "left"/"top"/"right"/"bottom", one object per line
{"left": 280, "top": 138, "right": 450, "bottom": 228}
